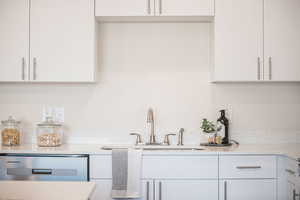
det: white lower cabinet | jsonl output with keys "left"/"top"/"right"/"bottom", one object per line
{"left": 90, "top": 155, "right": 280, "bottom": 200}
{"left": 90, "top": 179, "right": 218, "bottom": 200}
{"left": 219, "top": 179, "right": 276, "bottom": 200}
{"left": 90, "top": 179, "right": 152, "bottom": 200}
{"left": 155, "top": 180, "right": 218, "bottom": 200}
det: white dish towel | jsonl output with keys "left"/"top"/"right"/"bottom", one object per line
{"left": 111, "top": 148, "right": 142, "bottom": 199}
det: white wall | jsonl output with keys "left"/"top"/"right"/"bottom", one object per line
{"left": 0, "top": 22, "right": 300, "bottom": 145}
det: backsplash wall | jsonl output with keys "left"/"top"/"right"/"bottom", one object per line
{"left": 0, "top": 22, "right": 300, "bottom": 145}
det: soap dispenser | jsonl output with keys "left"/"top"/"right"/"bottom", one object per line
{"left": 217, "top": 110, "right": 229, "bottom": 144}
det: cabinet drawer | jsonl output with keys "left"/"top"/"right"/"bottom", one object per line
{"left": 219, "top": 156, "right": 277, "bottom": 179}
{"left": 143, "top": 155, "right": 218, "bottom": 179}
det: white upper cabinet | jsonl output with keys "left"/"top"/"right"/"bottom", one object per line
{"left": 95, "top": 0, "right": 214, "bottom": 17}
{"left": 30, "top": 0, "right": 96, "bottom": 82}
{"left": 214, "top": 0, "right": 264, "bottom": 82}
{"left": 264, "top": 0, "right": 300, "bottom": 81}
{"left": 0, "top": 0, "right": 29, "bottom": 82}
{"left": 157, "top": 0, "right": 214, "bottom": 16}
{"left": 95, "top": 0, "right": 153, "bottom": 16}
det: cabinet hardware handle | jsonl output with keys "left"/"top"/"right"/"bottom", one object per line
{"left": 33, "top": 58, "right": 37, "bottom": 80}
{"left": 32, "top": 169, "right": 52, "bottom": 175}
{"left": 224, "top": 181, "right": 227, "bottom": 200}
{"left": 159, "top": 0, "right": 162, "bottom": 14}
{"left": 268, "top": 57, "right": 272, "bottom": 80}
{"left": 7, "top": 161, "right": 21, "bottom": 164}
{"left": 146, "top": 182, "right": 150, "bottom": 200}
{"left": 153, "top": 180, "right": 155, "bottom": 200}
{"left": 159, "top": 181, "right": 162, "bottom": 200}
{"left": 22, "top": 57, "right": 25, "bottom": 80}
{"left": 147, "top": 0, "right": 151, "bottom": 14}
{"left": 257, "top": 57, "right": 261, "bottom": 80}
{"left": 236, "top": 166, "right": 262, "bottom": 169}
{"left": 286, "top": 169, "right": 296, "bottom": 175}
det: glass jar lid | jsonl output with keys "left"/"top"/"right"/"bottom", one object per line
{"left": 1, "top": 116, "right": 21, "bottom": 126}
{"left": 37, "top": 117, "right": 62, "bottom": 127}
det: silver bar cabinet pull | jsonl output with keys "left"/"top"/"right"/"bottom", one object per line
{"left": 286, "top": 169, "right": 296, "bottom": 175}
{"left": 236, "top": 166, "right": 262, "bottom": 169}
{"left": 268, "top": 57, "right": 272, "bottom": 80}
{"left": 33, "top": 57, "right": 37, "bottom": 80}
{"left": 146, "top": 182, "right": 150, "bottom": 200}
{"left": 159, "top": 181, "right": 162, "bottom": 200}
{"left": 224, "top": 181, "right": 227, "bottom": 200}
{"left": 257, "top": 57, "right": 261, "bottom": 80}
{"left": 159, "top": 0, "right": 162, "bottom": 15}
{"left": 22, "top": 57, "right": 25, "bottom": 80}
{"left": 147, "top": 0, "right": 151, "bottom": 15}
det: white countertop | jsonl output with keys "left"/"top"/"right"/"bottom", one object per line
{"left": 0, "top": 181, "right": 95, "bottom": 200}
{"left": 0, "top": 143, "right": 299, "bottom": 160}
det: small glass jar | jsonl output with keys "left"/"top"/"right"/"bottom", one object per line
{"left": 37, "top": 117, "right": 63, "bottom": 147}
{"left": 1, "top": 116, "right": 21, "bottom": 146}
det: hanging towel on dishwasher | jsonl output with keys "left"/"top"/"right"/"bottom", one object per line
{"left": 111, "top": 148, "right": 142, "bottom": 199}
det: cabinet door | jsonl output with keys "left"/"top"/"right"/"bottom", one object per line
{"left": 264, "top": 0, "right": 300, "bottom": 81}
{"left": 95, "top": 0, "right": 153, "bottom": 16}
{"left": 214, "top": 0, "right": 264, "bottom": 82}
{"left": 219, "top": 180, "right": 276, "bottom": 200}
{"left": 30, "top": 0, "right": 96, "bottom": 82}
{"left": 157, "top": 0, "right": 214, "bottom": 16}
{"left": 155, "top": 180, "right": 218, "bottom": 200}
{"left": 90, "top": 179, "right": 153, "bottom": 200}
{"left": 0, "top": 0, "right": 29, "bottom": 82}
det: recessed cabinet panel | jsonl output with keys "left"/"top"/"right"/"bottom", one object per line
{"left": 214, "top": 0, "right": 264, "bottom": 82}
{"left": 0, "top": 0, "right": 29, "bottom": 82}
{"left": 155, "top": 180, "right": 218, "bottom": 200}
{"left": 219, "top": 180, "right": 276, "bottom": 200}
{"left": 90, "top": 179, "right": 152, "bottom": 200}
{"left": 30, "top": 0, "right": 96, "bottom": 82}
{"left": 95, "top": 0, "right": 153, "bottom": 16}
{"left": 264, "top": 0, "right": 300, "bottom": 81}
{"left": 157, "top": 0, "right": 214, "bottom": 16}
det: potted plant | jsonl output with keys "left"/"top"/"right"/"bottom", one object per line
{"left": 200, "top": 119, "right": 221, "bottom": 144}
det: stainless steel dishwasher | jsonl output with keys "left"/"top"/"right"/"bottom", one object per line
{"left": 0, "top": 154, "right": 89, "bottom": 181}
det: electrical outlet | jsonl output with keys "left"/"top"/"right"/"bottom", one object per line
{"left": 54, "top": 107, "right": 64, "bottom": 123}
{"left": 43, "top": 106, "right": 54, "bottom": 121}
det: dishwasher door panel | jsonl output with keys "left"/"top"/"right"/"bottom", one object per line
{"left": 0, "top": 154, "right": 88, "bottom": 181}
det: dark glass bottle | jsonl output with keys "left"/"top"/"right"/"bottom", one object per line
{"left": 217, "top": 110, "right": 229, "bottom": 144}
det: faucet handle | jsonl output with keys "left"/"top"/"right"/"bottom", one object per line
{"left": 130, "top": 133, "right": 144, "bottom": 146}
{"left": 162, "top": 133, "right": 176, "bottom": 146}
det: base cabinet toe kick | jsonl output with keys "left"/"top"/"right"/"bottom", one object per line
{"left": 89, "top": 154, "right": 296, "bottom": 200}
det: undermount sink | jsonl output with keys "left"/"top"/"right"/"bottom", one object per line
{"left": 101, "top": 145, "right": 205, "bottom": 151}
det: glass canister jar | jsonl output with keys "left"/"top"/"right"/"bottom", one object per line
{"left": 37, "top": 117, "right": 63, "bottom": 147}
{"left": 1, "top": 116, "right": 21, "bottom": 146}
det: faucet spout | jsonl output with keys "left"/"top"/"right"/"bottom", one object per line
{"left": 146, "top": 108, "right": 159, "bottom": 145}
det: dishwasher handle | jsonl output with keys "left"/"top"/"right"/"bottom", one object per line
{"left": 32, "top": 169, "right": 53, "bottom": 175}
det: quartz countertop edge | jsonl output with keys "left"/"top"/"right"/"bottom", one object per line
{"left": 0, "top": 144, "right": 299, "bottom": 160}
